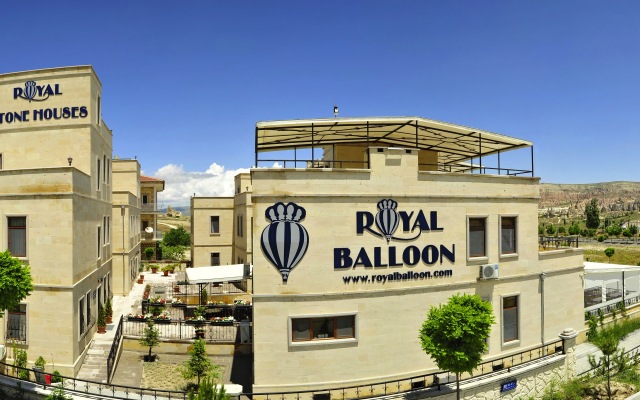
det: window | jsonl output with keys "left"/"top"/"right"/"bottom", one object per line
{"left": 0, "top": 153, "right": 3, "bottom": 169}
{"left": 211, "top": 252, "right": 220, "bottom": 266}
{"left": 106, "top": 216, "right": 110, "bottom": 244}
{"left": 468, "top": 217, "right": 487, "bottom": 258}
{"left": 97, "top": 158, "right": 101, "bottom": 191}
{"left": 503, "top": 296, "right": 519, "bottom": 342}
{"left": 97, "top": 96, "right": 101, "bottom": 126}
{"left": 79, "top": 297, "right": 85, "bottom": 334}
{"left": 103, "top": 155, "right": 107, "bottom": 183}
{"left": 97, "top": 226, "right": 102, "bottom": 259}
{"left": 142, "top": 194, "right": 148, "bottom": 204}
{"left": 237, "top": 215, "right": 243, "bottom": 237}
{"left": 210, "top": 216, "right": 220, "bottom": 234}
{"left": 501, "top": 216, "right": 517, "bottom": 255}
{"left": 292, "top": 315, "right": 355, "bottom": 342}
{"left": 8, "top": 216, "right": 26, "bottom": 257}
{"left": 86, "top": 291, "right": 92, "bottom": 329}
{"left": 6, "top": 304, "right": 26, "bottom": 342}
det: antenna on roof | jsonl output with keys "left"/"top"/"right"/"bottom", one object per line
{"left": 333, "top": 104, "right": 339, "bottom": 118}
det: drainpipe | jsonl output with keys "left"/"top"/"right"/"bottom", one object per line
{"left": 540, "top": 272, "right": 546, "bottom": 349}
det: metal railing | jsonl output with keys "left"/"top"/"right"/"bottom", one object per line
{"left": 539, "top": 235, "right": 580, "bottom": 250}
{"left": 106, "top": 315, "right": 124, "bottom": 383}
{"left": 0, "top": 360, "right": 189, "bottom": 400}
{"left": 0, "top": 338, "right": 563, "bottom": 400}
{"left": 585, "top": 294, "right": 640, "bottom": 320}
{"left": 123, "top": 319, "right": 243, "bottom": 342}
{"left": 578, "top": 342, "right": 640, "bottom": 378}
{"left": 248, "top": 340, "right": 564, "bottom": 400}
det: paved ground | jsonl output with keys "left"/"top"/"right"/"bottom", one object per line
{"left": 575, "top": 325, "right": 640, "bottom": 375}
{"left": 75, "top": 270, "right": 252, "bottom": 394}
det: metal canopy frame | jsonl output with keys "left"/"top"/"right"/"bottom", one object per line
{"left": 255, "top": 117, "right": 534, "bottom": 175}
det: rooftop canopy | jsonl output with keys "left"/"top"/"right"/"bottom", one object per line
{"left": 255, "top": 116, "right": 534, "bottom": 175}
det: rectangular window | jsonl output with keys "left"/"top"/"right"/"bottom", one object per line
{"left": 0, "top": 153, "right": 3, "bottom": 169}
{"left": 107, "top": 216, "right": 110, "bottom": 244}
{"left": 210, "top": 216, "right": 220, "bottom": 234}
{"left": 211, "top": 252, "right": 220, "bottom": 266}
{"left": 97, "top": 158, "right": 101, "bottom": 191}
{"left": 103, "top": 155, "right": 107, "bottom": 182}
{"left": 8, "top": 216, "right": 26, "bottom": 257}
{"left": 97, "top": 226, "right": 102, "bottom": 259}
{"left": 142, "top": 194, "right": 148, "bottom": 204}
{"left": 79, "top": 297, "right": 85, "bottom": 335}
{"left": 468, "top": 217, "right": 487, "bottom": 258}
{"left": 292, "top": 315, "right": 355, "bottom": 342}
{"left": 97, "top": 96, "right": 101, "bottom": 126}
{"left": 86, "top": 291, "right": 92, "bottom": 328}
{"left": 503, "top": 296, "right": 519, "bottom": 342}
{"left": 501, "top": 217, "right": 517, "bottom": 255}
{"left": 6, "top": 304, "right": 26, "bottom": 342}
{"left": 237, "top": 215, "right": 243, "bottom": 237}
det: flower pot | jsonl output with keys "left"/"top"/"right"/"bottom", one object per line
{"left": 137, "top": 279, "right": 144, "bottom": 284}
{"left": 151, "top": 268, "right": 158, "bottom": 274}
{"left": 32, "top": 366, "right": 45, "bottom": 384}
{"left": 98, "top": 325, "right": 106, "bottom": 334}
{"left": 163, "top": 270, "right": 169, "bottom": 277}
{"left": 195, "top": 330, "right": 205, "bottom": 339}
{"left": 106, "top": 316, "right": 113, "bottom": 324}
{"left": 174, "top": 286, "right": 180, "bottom": 293}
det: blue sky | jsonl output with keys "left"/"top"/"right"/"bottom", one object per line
{"left": 3, "top": 1, "right": 640, "bottom": 205}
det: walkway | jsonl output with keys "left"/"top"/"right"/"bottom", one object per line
{"left": 76, "top": 271, "right": 177, "bottom": 383}
{"left": 575, "top": 325, "right": 640, "bottom": 374}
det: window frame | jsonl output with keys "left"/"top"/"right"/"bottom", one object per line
{"left": 210, "top": 216, "right": 220, "bottom": 234}
{"left": 79, "top": 296, "right": 86, "bottom": 336}
{"left": 467, "top": 216, "right": 488, "bottom": 260}
{"left": 97, "top": 225, "right": 102, "bottom": 260}
{"left": 210, "top": 252, "right": 220, "bottom": 266}
{"left": 502, "top": 294, "right": 520, "bottom": 345}
{"left": 289, "top": 313, "right": 357, "bottom": 346}
{"left": 97, "top": 158, "right": 101, "bottom": 191}
{"left": 7, "top": 215, "right": 27, "bottom": 258}
{"left": 500, "top": 215, "right": 518, "bottom": 257}
{"left": 6, "top": 303, "right": 27, "bottom": 343}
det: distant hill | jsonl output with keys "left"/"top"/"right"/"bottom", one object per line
{"left": 539, "top": 181, "right": 640, "bottom": 218}
{"left": 160, "top": 206, "right": 191, "bottom": 217}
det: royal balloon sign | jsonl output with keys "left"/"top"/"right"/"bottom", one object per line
{"left": 334, "top": 199, "right": 455, "bottom": 270}
{"left": 261, "top": 202, "right": 310, "bottom": 283}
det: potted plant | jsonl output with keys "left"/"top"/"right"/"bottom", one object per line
{"left": 195, "top": 326, "right": 206, "bottom": 339}
{"left": 144, "top": 247, "right": 154, "bottom": 261}
{"left": 97, "top": 305, "right": 107, "bottom": 334}
{"left": 105, "top": 298, "right": 113, "bottom": 324}
{"left": 32, "top": 356, "right": 46, "bottom": 384}
{"left": 139, "top": 320, "right": 160, "bottom": 362}
{"left": 162, "top": 265, "right": 173, "bottom": 276}
{"left": 150, "top": 264, "right": 159, "bottom": 274}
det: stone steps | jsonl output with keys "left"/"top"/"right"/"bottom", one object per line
{"left": 75, "top": 339, "right": 113, "bottom": 383}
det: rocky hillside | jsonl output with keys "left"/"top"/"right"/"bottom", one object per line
{"left": 539, "top": 181, "right": 640, "bottom": 218}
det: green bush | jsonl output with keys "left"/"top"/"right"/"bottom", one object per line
{"left": 144, "top": 247, "right": 155, "bottom": 260}
{"left": 14, "top": 348, "right": 29, "bottom": 380}
{"left": 598, "top": 235, "right": 605, "bottom": 242}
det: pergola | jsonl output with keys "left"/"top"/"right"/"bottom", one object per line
{"left": 255, "top": 116, "right": 534, "bottom": 175}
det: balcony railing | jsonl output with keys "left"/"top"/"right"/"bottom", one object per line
{"left": 141, "top": 203, "right": 159, "bottom": 212}
{"left": 539, "top": 235, "right": 579, "bottom": 250}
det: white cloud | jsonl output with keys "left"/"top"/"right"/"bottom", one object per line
{"left": 151, "top": 163, "right": 250, "bottom": 207}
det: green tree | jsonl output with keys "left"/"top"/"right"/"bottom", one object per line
{"left": 144, "top": 247, "right": 155, "bottom": 261}
{"left": 557, "top": 226, "right": 566, "bottom": 235}
{"left": 545, "top": 224, "right": 556, "bottom": 235}
{"left": 538, "top": 225, "right": 544, "bottom": 235}
{"left": 606, "top": 224, "right": 622, "bottom": 238}
{"left": 604, "top": 247, "right": 615, "bottom": 262}
{"left": 588, "top": 322, "right": 636, "bottom": 399}
{"left": 139, "top": 320, "right": 161, "bottom": 361}
{"left": 0, "top": 250, "right": 33, "bottom": 317}
{"left": 162, "top": 225, "right": 191, "bottom": 247}
{"left": 159, "top": 243, "right": 186, "bottom": 261}
{"left": 585, "top": 198, "right": 600, "bottom": 229}
{"left": 568, "top": 223, "right": 580, "bottom": 236}
{"left": 419, "top": 294, "right": 495, "bottom": 400}
{"left": 181, "top": 338, "right": 219, "bottom": 387}
{"left": 188, "top": 376, "right": 229, "bottom": 400}
{"left": 629, "top": 224, "right": 638, "bottom": 244}
{"left": 45, "top": 386, "right": 72, "bottom": 400}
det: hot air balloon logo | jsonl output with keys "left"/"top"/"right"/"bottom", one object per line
{"left": 23, "top": 81, "right": 37, "bottom": 101}
{"left": 260, "top": 202, "right": 309, "bottom": 283}
{"left": 375, "top": 199, "right": 400, "bottom": 243}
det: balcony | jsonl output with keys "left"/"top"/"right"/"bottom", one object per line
{"left": 141, "top": 203, "right": 160, "bottom": 213}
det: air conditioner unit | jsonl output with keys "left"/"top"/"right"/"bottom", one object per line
{"left": 480, "top": 264, "right": 499, "bottom": 280}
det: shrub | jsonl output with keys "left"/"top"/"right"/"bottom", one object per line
{"left": 598, "top": 235, "right": 605, "bottom": 242}
{"left": 144, "top": 247, "right": 155, "bottom": 260}
{"left": 14, "top": 348, "right": 29, "bottom": 380}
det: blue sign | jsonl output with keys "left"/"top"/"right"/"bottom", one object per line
{"left": 500, "top": 378, "right": 517, "bottom": 392}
